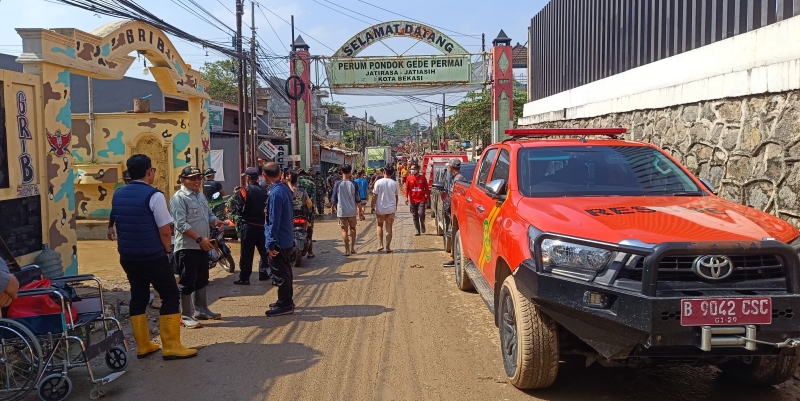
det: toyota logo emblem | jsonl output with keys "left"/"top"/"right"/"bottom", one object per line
{"left": 692, "top": 255, "right": 734, "bottom": 280}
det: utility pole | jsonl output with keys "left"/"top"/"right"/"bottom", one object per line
{"left": 429, "top": 107, "right": 432, "bottom": 152}
{"left": 442, "top": 93, "right": 446, "bottom": 151}
{"left": 243, "top": 50, "right": 250, "bottom": 166}
{"left": 236, "top": 0, "right": 245, "bottom": 185}
{"left": 251, "top": 1, "right": 258, "bottom": 166}
{"left": 291, "top": 15, "right": 298, "bottom": 169}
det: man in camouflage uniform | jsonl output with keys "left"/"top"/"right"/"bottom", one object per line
{"left": 297, "top": 170, "right": 317, "bottom": 215}
{"left": 313, "top": 171, "right": 326, "bottom": 215}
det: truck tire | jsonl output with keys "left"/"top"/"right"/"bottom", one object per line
{"left": 720, "top": 354, "right": 800, "bottom": 386}
{"left": 499, "top": 276, "right": 559, "bottom": 389}
{"left": 453, "top": 230, "right": 473, "bottom": 291}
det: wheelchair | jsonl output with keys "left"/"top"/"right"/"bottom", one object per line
{"left": 0, "top": 266, "right": 127, "bottom": 401}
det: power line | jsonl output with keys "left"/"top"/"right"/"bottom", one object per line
{"left": 254, "top": 1, "right": 335, "bottom": 51}
{"left": 356, "top": 0, "right": 481, "bottom": 39}
{"left": 311, "top": 0, "right": 373, "bottom": 26}
{"left": 255, "top": 3, "right": 290, "bottom": 53}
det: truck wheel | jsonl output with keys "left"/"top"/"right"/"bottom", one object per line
{"left": 499, "top": 276, "right": 559, "bottom": 389}
{"left": 453, "top": 231, "right": 473, "bottom": 291}
{"left": 720, "top": 354, "right": 800, "bottom": 386}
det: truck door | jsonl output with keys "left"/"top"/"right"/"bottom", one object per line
{"left": 465, "top": 148, "right": 498, "bottom": 264}
{"left": 479, "top": 149, "right": 510, "bottom": 281}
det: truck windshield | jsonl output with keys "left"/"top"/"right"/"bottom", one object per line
{"left": 366, "top": 160, "right": 385, "bottom": 169}
{"left": 517, "top": 146, "right": 702, "bottom": 197}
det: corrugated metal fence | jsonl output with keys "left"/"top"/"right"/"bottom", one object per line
{"left": 529, "top": 0, "right": 800, "bottom": 102}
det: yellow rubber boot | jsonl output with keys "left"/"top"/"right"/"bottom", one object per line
{"left": 159, "top": 314, "right": 198, "bottom": 360}
{"left": 130, "top": 314, "right": 160, "bottom": 359}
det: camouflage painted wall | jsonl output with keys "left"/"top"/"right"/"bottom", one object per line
{"left": 0, "top": 70, "right": 48, "bottom": 267}
{"left": 521, "top": 90, "right": 800, "bottom": 229}
{"left": 70, "top": 110, "right": 212, "bottom": 219}
{"left": 14, "top": 20, "right": 210, "bottom": 275}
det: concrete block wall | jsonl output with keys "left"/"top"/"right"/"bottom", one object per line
{"left": 521, "top": 90, "right": 800, "bottom": 229}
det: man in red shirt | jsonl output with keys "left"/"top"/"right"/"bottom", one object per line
{"left": 404, "top": 164, "right": 430, "bottom": 236}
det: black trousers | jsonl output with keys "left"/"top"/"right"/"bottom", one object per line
{"left": 120, "top": 255, "right": 180, "bottom": 316}
{"left": 174, "top": 249, "right": 209, "bottom": 296}
{"left": 239, "top": 223, "right": 268, "bottom": 282}
{"left": 270, "top": 248, "right": 294, "bottom": 307}
{"left": 410, "top": 202, "right": 426, "bottom": 223}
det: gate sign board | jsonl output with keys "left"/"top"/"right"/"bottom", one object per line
{"left": 328, "top": 56, "right": 471, "bottom": 88}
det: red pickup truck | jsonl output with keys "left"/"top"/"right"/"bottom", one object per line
{"left": 449, "top": 128, "right": 800, "bottom": 390}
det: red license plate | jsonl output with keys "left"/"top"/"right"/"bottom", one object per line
{"left": 680, "top": 297, "right": 772, "bottom": 326}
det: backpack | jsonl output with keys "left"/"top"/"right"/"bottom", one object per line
{"left": 292, "top": 187, "right": 309, "bottom": 217}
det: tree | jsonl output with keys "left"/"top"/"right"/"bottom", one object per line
{"left": 323, "top": 101, "right": 346, "bottom": 115}
{"left": 448, "top": 88, "right": 528, "bottom": 146}
{"left": 200, "top": 59, "right": 239, "bottom": 103}
{"left": 342, "top": 129, "right": 374, "bottom": 151}
{"left": 368, "top": 115, "right": 376, "bottom": 125}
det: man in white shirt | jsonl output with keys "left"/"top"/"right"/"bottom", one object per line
{"left": 371, "top": 165, "right": 400, "bottom": 253}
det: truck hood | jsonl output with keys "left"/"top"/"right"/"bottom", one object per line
{"left": 516, "top": 196, "right": 799, "bottom": 244}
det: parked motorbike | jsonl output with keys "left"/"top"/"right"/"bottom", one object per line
{"left": 208, "top": 225, "right": 235, "bottom": 273}
{"left": 209, "top": 191, "right": 238, "bottom": 240}
{"left": 290, "top": 213, "right": 310, "bottom": 267}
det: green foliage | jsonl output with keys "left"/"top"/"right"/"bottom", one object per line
{"left": 200, "top": 59, "right": 239, "bottom": 103}
{"left": 342, "top": 129, "right": 375, "bottom": 150}
{"left": 378, "top": 139, "right": 393, "bottom": 147}
{"left": 384, "top": 119, "right": 422, "bottom": 138}
{"left": 368, "top": 115, "right": 376, "bottom": 124}
{"left": 324, "top": 101, "right": 347, "bottom": 115}
{"left": 448, "top": 88, "right": 528, "bottom": 145}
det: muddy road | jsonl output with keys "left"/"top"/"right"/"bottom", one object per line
{"left": 66, "top": 212, "right": 800, "bottom": 401}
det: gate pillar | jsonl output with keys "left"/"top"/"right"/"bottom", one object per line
{"left": 491, "top": 30, "right": 514, "bottom": 144}
{"left": 290, "top": 36, "right": 312, "bottom": 169}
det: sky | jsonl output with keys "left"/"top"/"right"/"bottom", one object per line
{"left": 0, "top": 0, "right": 546, "bottom": 126}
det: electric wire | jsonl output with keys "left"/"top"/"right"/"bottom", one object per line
{"left": 356, "top": 0, "right": 481, "bottom": 39}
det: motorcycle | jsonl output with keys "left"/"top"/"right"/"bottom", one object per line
{"left": 210, "top": 191, "right": 238, "bottom": 240}
{"left": 290, "top": 213, "right": 310, "bottom": 267}
{"left": 208, "top": 225, "right": 236, "bottom": 273}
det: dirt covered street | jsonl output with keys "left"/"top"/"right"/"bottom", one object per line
{"left": 65, "top": 213, "right": 800, "bottom": 401}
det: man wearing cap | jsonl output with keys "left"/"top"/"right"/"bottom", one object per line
{"left": 203, "top": 168, "right": 225, "bottom": 202}
{"left": 111, "top": 155, "right": 196, "bottom": 360}
{"left": 232, "top": 167, "right": 269, "bottom": 285}
{"left": 170, "top": 166, "right": 225, "bottom": 328}
{"left": 442, "top": 159, "right": 465, "bottom": 267}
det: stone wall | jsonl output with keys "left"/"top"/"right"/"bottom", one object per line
{"left": 521, "top": 90, "right": 800, "bottom": 229}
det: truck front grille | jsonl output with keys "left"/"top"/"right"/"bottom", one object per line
{"left": 622, "top": 255, "right": 785, "bottom": 282}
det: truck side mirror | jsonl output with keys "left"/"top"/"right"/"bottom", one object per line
{"left": 486, "top": 179, "right": 507, "bottom": 200}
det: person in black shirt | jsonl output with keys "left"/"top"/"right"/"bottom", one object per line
{"left": 232, "top": 167, "right": 269, "bottom": 285}
{"left": 203, "top": 168, "right": 225, "bottom": 201}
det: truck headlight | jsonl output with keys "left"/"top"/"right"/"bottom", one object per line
{"left": 540, "top": 239, "right": 612, "bottom": 271}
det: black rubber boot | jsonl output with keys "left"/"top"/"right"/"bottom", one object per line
{"left": 413, "top": 219, "right": 421, "bottom": 236}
